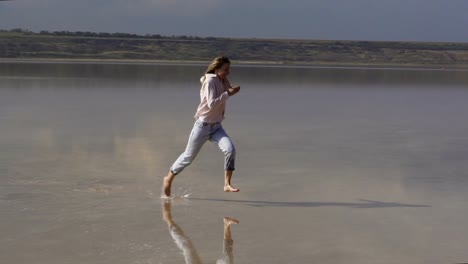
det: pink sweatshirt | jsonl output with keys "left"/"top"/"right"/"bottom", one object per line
{"left": 194, "top": 73, "right": 231, "bottom": 123}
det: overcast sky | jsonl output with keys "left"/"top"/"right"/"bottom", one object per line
{"left": 1, "top": 0, "right": 467, "bottom": 42}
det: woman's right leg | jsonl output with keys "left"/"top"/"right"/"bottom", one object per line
{"left": 162, "top": 121, "right": 209, "bottom": 198}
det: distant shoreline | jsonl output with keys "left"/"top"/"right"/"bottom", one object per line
{"left": 2, "top": 31, "right": 468, "bottom": 69}
{"left": 2, "top": 58, "right": 468, "bottom": 71}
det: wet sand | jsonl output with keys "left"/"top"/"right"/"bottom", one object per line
{"left": 1, "top": 63, "right": 468, "bottom": 263}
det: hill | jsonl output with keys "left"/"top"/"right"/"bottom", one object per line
{"left": 1, "top": 29, "right": 468, "bottom": 67}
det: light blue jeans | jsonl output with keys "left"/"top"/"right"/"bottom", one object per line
{"left": 170, "top": 120, "right": 236, "bottom": 175}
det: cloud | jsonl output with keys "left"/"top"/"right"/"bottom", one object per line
{"left": 0, "top": 0, "right": 223, "bottom": 34}
{"left": 1, "top": 0, "right": 222, "bottom": 18}
{"left": 1, "top": 0, "right": 468, "bottom": 41}
{"left": 141, "top": 0, "right": 222, "bottom": 13}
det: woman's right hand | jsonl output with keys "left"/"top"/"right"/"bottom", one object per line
{"left": 228, "top": 86, "right": 240, "bottom": 96}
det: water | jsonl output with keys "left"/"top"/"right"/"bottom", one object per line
{"left": 1, "top": 62, "right": 468, "bottom": 264}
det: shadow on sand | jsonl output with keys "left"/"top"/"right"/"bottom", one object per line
{"left": 189, "top": 198, "right": 431, "bottom": 209}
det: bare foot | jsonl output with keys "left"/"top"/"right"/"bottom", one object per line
{"left": 224, "top": 184, "right": 239, "bottom": 192}
{"left": 160, "top": 194, "right": 171, "bottom": 199}
{"left": 224, "top": 217, "right": 240, "bottom": 227}
{"left": 161, "top": 176, "right": 172, "bottom": 198}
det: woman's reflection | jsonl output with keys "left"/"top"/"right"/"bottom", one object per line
{"left": 161, "top": 201, "right": 239, "bottom": 264}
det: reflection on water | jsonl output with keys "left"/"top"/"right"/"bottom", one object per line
{"left": 190, "top": 198, "right": 430, "bottom": 209}
{"left": 1, "top": 62, "right": 468, "bottom": 263}
{"left": 162, "top": 201, "right": 238, "bottom": 264}
{"left": 2, "top": 62, "right": 468, "bottom": 87}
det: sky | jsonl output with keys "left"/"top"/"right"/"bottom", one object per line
{"left": 0, "top": 0, "right": 467, "bottom": 42}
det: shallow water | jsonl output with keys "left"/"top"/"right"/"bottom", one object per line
{"left": 1, "top": 62, "right": 468, "bottom": 263}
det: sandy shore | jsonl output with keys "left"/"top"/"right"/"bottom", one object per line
{"left": 2, "top": 57, "right": 468, "bottom": 70}
{"left": 1, "top": 63, "right": 468, "bottom": 264}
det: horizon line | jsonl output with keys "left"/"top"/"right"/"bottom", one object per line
{"left": 1, "top": 28, "right": 468, "bottom": 45}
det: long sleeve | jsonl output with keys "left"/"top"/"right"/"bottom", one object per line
{"left": 204, "top": 79, "right": 228, "bottom": 109}
{"left": 194, "top": 74, "right": 229, "bottom": 123}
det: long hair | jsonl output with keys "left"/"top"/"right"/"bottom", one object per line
{"left": 205, "top": 56, "right": 230, "bottom": 74}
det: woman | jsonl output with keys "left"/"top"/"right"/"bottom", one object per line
{"left": 162, "top": 56, "right": 241, "bottom": 198}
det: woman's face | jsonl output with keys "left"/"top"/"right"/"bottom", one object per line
{"left": 215, "top": 63, "right": 230, "bottom": 80}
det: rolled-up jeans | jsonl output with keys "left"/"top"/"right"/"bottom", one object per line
{"left": 170, "top": 119, "right": 236, "bottom": 175}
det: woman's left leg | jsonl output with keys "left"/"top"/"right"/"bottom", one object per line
{"left": 210, "top": 126, "right": 239, "bottom": 192}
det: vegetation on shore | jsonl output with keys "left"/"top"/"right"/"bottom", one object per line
{"left": 1, "top": 29, "right": 468, "bottom": 67}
